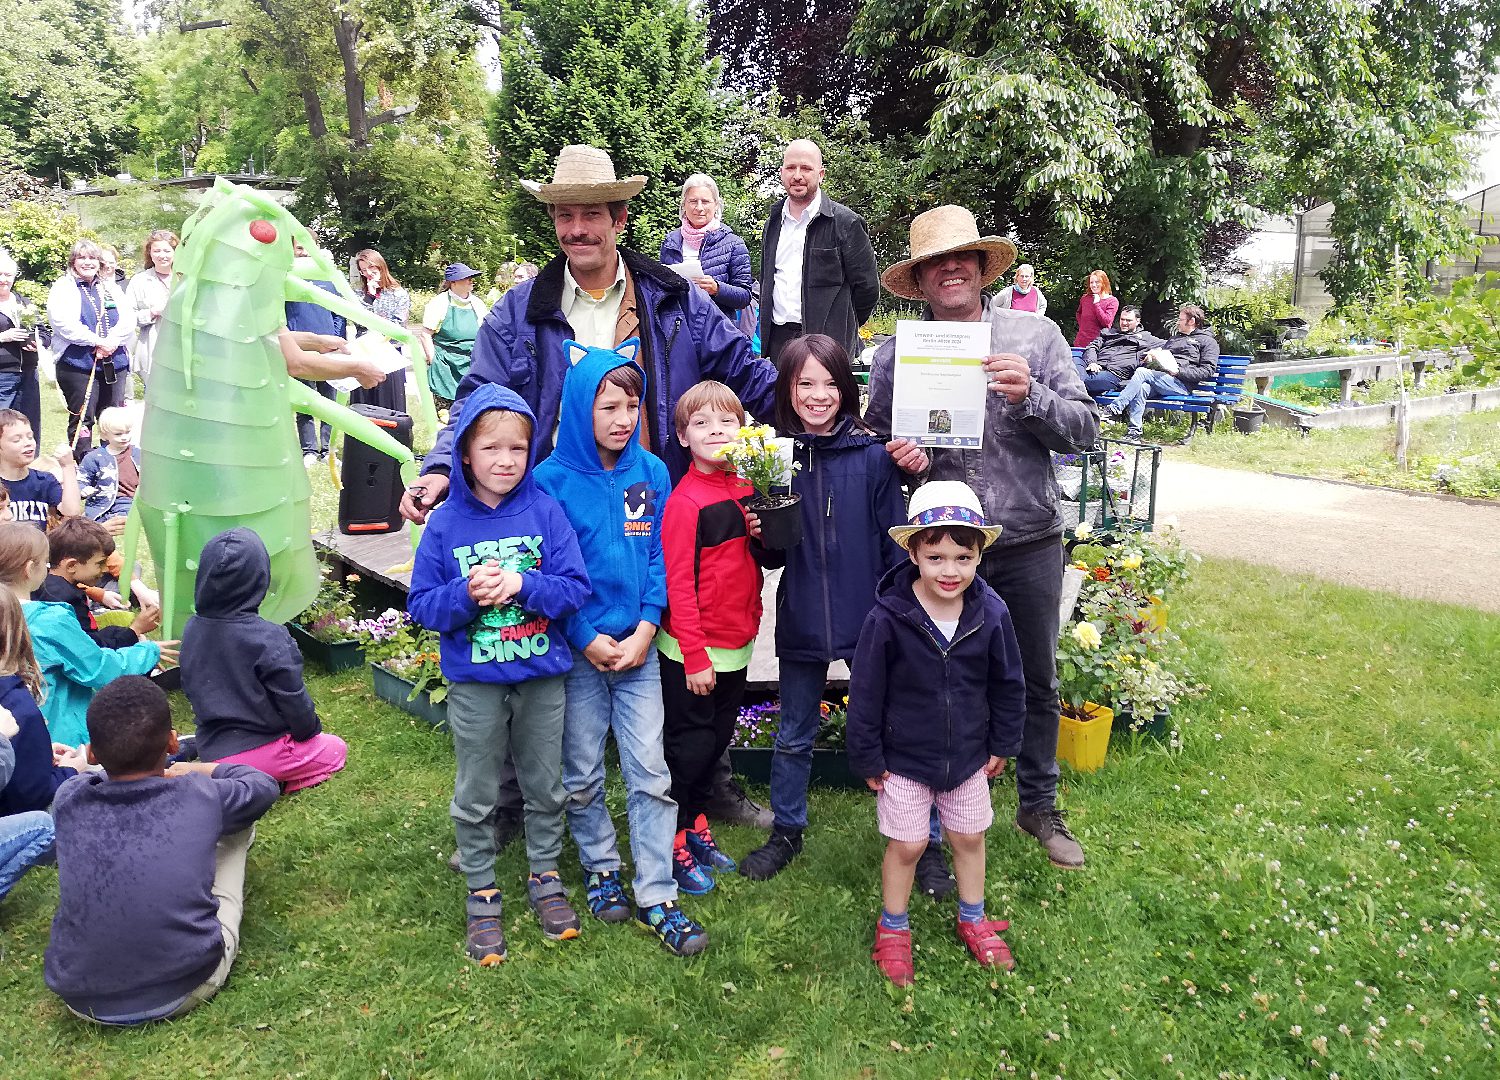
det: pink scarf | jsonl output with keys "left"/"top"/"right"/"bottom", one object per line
{"left": 679, "top": 215, "right": 723, "bottom": 251}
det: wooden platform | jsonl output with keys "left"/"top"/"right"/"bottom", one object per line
{"left": 311, "top": 527, "right": 829, "bottom": 689}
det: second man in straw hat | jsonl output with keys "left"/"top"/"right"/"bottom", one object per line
{"left": 865, "top": 204, "right": 1099, "bottom": 874}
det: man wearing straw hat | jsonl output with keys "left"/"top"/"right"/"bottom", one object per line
{"left": 866, "top": 205, "right": 1099, "bottom": 874}
{"left": 402, "top": 144, "right": 781, "bottom": 501}
{"left": 401, "top": 144, "right": 787, "bottom": 830}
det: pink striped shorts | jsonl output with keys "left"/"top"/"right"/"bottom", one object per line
{"left": 876, "top": 768, "right": 994, "bottom": 842}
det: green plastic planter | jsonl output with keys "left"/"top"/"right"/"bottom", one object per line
{"left": 1112, "top": 707, "right": 1171, "bottom": 740}
{"left": 729, "top": 746, "right": 863, "bottom": 790}
{"left": 370, "top": 663, "right": 448, "bottom": 730}
{"left": 287, "top": 622, "right": 366, "bottom": 672}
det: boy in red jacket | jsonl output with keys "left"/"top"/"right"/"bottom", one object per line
{"left": 657, "top": 381, "right": 780, "bottom": 895}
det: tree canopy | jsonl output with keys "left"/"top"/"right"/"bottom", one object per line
{"left": 851, "top": 0, "right": 1500, "bottom": 319}
{"left": 0, "top": 0, "right": 137, "bottom": 182}
{"left": 489, "top": 0, "right": 731, "bottom": 260}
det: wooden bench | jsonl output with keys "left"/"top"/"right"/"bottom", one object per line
{"left": 1073, "top": 347, "right": 1250, "bottom": 436}
{"left": 1248, "top": 348, "right": 1457, "bottom": 404}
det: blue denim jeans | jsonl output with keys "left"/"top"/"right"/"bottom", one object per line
{"left": 1110, "top": 368, "right": 1189, "bottom": 429}
{"left": 1082, "top": 370, "right": 1125, "bottom": 397}
{"left": 563, "top": 653, "right": 679, "bottom": 907}
{"left": 0, "top": 370, "right": 24, "bottom": 411}
{"left": 770, "top": 658, "right": 849, "bottom": 830}
{"left": 0, "top": 810, "right": 55, "bottom": 901}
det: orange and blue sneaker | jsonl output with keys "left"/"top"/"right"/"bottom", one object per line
{"left": 637, "top": 900, "right": 709, "bottom": 957}
{"left": 686, "top": 813, "right": 737, "bottom": 873}
{"left": 672, "top": 830, "right": 715, "bottom": 895}
{"left": 527, "top": 872, "right": 581, "bottom": 940}
{"left": 585, "top": 870, "right": 632, "bottom": 924}
{"left": 465, "top": 889, "right": 507, "bottom": 966}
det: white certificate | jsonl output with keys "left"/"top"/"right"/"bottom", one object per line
{"left": 666, "top": 258, "right": 704, "bottom": 280}
{"left": 328, "top": 334, "right": 409, "bottom": 393}
{"left": 891, "top": 320, "right": 988, "bottom": 448}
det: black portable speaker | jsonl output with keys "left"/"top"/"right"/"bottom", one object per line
{"left": 337, "top": 404, "right": 414, "bottom": 535}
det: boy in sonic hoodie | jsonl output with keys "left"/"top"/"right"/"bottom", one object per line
{"left": 533, "top": 339, "right": 708, "bottom": 958}
{"left": 407, "top": 383, "right": 590, "bottom": 965}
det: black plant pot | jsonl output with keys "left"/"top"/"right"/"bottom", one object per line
{"left": 749, "top": 492, "right": 803, "bottom": 550}
{"left": 1233, "top": 407, "right": 1265, "bottom": 435}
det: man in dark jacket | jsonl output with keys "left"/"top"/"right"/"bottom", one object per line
{"left": 758, "top": 139, "right": 880, "bottom": 363}
{"left": 1104, "top": 303, "right": 1220, "bottom": 437}
{"left": 1077, "top": 305, "right": 1163, "bottom": 396}
{"left": 866, "top": 205, "right": 1099, "bottom": 875}
{"left": 399, "top": 144, "right": 784, "bottom": 830}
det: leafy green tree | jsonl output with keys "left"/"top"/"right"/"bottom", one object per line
{"left": 0, "top": 0, "right": 138, "bottom": 182}
{"left": 489, "top": 0, "right": 731, "bottom": 259}
{"left": 851, "top": 0, "right": 1500, "bottom": 322}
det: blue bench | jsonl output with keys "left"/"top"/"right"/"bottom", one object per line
{"left": 1072, "top": 347, "right": 1249, "bottom": 436}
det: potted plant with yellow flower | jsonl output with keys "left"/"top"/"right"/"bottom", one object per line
{"left": 716, "top": 422, "right": 804, "bottom": 549}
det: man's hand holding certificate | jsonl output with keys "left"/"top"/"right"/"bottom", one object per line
{"left": 891, "top": 320, "right": 990, "bottom": 448}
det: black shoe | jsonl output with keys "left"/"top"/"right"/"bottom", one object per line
{"left": 702, "top": 779, "right": 773, "bottom": 829}
{"left": 739, "top": 827, "right": 803, "bottom": 881}
{"left": 915, "top": 842, "right": 956, "bottom": 900}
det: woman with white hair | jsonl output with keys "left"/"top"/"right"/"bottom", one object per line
{"left": 46, "top": 239, "right": 134, "bottom": 454}
{"left": 0, "top": 250, "right": 44, "bottom": 441}
{"left": 659, "top": 173, "right": 754, "bottom": 322}
{"left": 996, "top": 263, "right": 1048, "bottom": 315}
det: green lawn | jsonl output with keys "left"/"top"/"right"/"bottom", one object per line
{"left": 1154, "top": 409, "right": 1500, "bottom": 500}
{"left": 3, "top": 557, "right": 1498, "bottom": 1079}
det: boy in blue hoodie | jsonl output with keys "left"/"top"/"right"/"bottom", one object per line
{"left": 534, "top": 339, "right": 708, "bottom": 958}
{"left": 407, "top": 384, "right": 591, "bottom": 965}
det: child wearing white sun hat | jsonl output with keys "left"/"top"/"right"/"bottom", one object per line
{"left": 846, "top": 480, "right": 1026, "bottom": 985}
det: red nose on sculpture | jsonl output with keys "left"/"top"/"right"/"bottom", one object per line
{"left": 249, "top": 220, "right": 278, "bottom": 245}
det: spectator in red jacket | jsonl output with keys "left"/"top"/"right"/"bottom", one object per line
{"left": 1073, "top": 269, "right": 1119, "bottom": 347}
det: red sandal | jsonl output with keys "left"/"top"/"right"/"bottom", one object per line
{"left": 955, "top": 917, "right": 1016, "bottom": 971}
{"left": 873, "top": 924, "right": 915, "bottom": 986}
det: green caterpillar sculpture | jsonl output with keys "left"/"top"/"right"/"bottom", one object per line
{"left": 120, "top": 179, "right": 435, "bottom": 638}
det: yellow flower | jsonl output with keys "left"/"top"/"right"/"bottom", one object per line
{"left": 736, "top": 426, "right": 753, "bottom": 439}
{"left": 714, "top": 445, "right": 734, "bottom": 457}
{"left": 1120, "top": 553, "right": 1142, "bottom": 571}
{"left": 1072, "top": 561, "right": 1089, "bottom": 572}
{"left": 1071, "top": 622, "right": 1102, "bottom": 649}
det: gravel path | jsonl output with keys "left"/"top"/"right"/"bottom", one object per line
{"left": 1154, "top": 462, "right": 1500, "bottom": 612}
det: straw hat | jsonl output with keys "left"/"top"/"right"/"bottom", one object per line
{"left": 519, "top": 145, "right": 647, "bottom": 204}
{"left": 888, "top": 481, "right": 1003, "bottom": 550}
{"left": 880, "top": 205, "right": 1017, "bottom": 301}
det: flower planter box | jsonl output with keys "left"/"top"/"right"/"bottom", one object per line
{"left": 1057, "top": 703, "right": 1113, "bottom": 772}
{"left": 288, "top": 622, "right": 366, "bottom": 673}
{"left": 729, "top": 746, "right": 863, "bottom": 790}
{"left": 370, "top": 663, "right": 448, "bottom": 730}
{"left": 1113, "top": 707, "right": 1171, "bottom": 740}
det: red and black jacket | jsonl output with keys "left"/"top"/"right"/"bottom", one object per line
{"left": 660, "top": 466, "right": 780, "bottom": 674}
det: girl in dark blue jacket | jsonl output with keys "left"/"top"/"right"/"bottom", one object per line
{"left": 739, "top": 334, "right": 907, "bottom": 881}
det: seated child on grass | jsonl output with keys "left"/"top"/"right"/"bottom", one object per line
{"left": 847, "top": 481, "right": 1027, "bottom": 986}
{"left": 533, "top": 341, "right": 708, "bottom": 957}
{"left": 0, "top": 586, "right": 88, "bottom": 816}
{"left": 0, "top": 522, "right": 166, "bottom": 749}
{"left": 0, "top": 700, "right": 57, "bottom": 902}
{"left": 0, "top": 409, "right": 80, "bottom": 529}
{"left": 180, "top": 528, "right": 346, "bottom": 793}
{"left": 77, "top": 406, "right": 140, "bottom": 526}
{"left": 408, "top": 384, "right": 589, "bottom": 965}
{"left": 44, "top": 676, "right": 280, "bottom": 1025}
{"left": 36, "top": 517, "right": 159, "bottom": 648}
{"left": 656, "top": 381, "right": 782, "bottom": 896}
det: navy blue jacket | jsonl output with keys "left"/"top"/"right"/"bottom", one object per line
{"left": 424, "top": 250, "right": 779, "bottom": 483}
{"left": 0, "top": 673, "right": 77, "bottom": 815}
{"left": 181, "top": 529, "right": 322, "bottom": 761}
{"left": 774, "top": 417, "right": 907, "bottom": 662}
{"left": 659, "top": 227, "right": 754, "bottom": 317}
{"left": 846, "top": 564, "right": 1027, "bottom": 792}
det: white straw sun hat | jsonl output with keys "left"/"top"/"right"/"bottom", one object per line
{"left": 519, "top": 145, "right": 647, "bottom": 204}
{"left": 888, "top": 481, "right": 1004, "bottom": 550}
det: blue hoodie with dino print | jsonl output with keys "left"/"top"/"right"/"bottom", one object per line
{"left": 407, "top": 383, "right": 590, "bottom": 684}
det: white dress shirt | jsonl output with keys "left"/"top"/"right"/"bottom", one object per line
{"left": 770, "top": 192, "right": 821, "bottom": 325}
{"left": 561, "top": 257, "right": 628, "bottom": 350}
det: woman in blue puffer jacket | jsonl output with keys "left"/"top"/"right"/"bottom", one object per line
{"left": 659, "top": 174, "right": 754, "bottom": 325}
{"left": 738, "top": 334, "right": 908, "bottom": 882}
